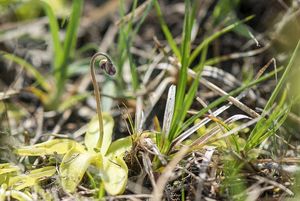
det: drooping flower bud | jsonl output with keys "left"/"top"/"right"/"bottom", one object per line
{"left": 97, "top": 57, "right": 116, "bottom": 76}
{"left": 99, "top": 59, "right": 108, "bottom": 70}
{"left": 106, "top": 61, "right": 116, "bottom": 76}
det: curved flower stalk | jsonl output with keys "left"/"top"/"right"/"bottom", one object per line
{"left": 90, "top": 52, "right": 116, "bottom": 150}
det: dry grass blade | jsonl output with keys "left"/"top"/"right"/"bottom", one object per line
{"left": 245, "top": 184, "right": 274, "bottom": 201}
{"left": 189, "top": 69, "right": 260, "bottom": 118}
{"left": 141, "top": 152, "right": 156, "bottom": 188}
{"left": 151, "top": 146, "right": 189, "bottom": 201}
{"left": 135, "top": 96, "right": 144, "bottom": 133}
{"left": 162, "top": 85, "right": 176, "bottom": 138}
{"left": 213, "top": 116, "right": 262, "bottom": 141}
{"left": 287, "top": 112, "right": 300, "bottom": 125}
{"left": 251, "top": 175, "right": 294, "bottom": 196}
{"left": 142, "top": 137, "right": 167, "bottom": 165}
{"left": 202, "top": 66, "right": 241, "bottom": 88}
{"left": 48, "top": 109, "right": 72, "bottom": 141}
{"left": 167, "top": 58, "right": 260, "bottom": 118}
{"left": 139, "top": 66, "right": 167, "bottom": 96}
{"left": 254, "top": 58, "right": 277, "bottom": 83}
{"left": 172, "top": 97, "right": 246, "bottom": 147}
{"left": 103, "top": 193, "right": 153, "bottom": 200}
{"left": 116, "top": 0, "right": 152, "bottom": 26}
{"left": 144, "top": 77, "right": 175, "bottom": 120}
{"left": 31, "top": 107, "right": 44, "bottom": 145}
{"left": 142, "top": 53, "right": 164, "bottom": 85}
{"left": 191, "top": 114, "right": 251, "bottom": 147}
{"left": 0, "top": 90, "right": 19, "bottom": 100}
{"left": 205, "top": 43, "right": 270, "bottom": 65}
{"left": 195, "top": 146, "right": 215, "bottom": 200}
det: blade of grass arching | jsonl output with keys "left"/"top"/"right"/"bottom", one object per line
{"left": 189, "top": 15, "right": 254, "bottom": 66}
{"left": 1, "top": 51, "right": 50, "bottom": 91}
{"left": 264, "top": 39, "right": 300, "bottom": 111}
{"left": 154, "top": 0, "right": 181, "bottom": 60}
{"left": 244, "top": 40, "right": 300, "bottom": 151}
{"left": 40, "top": 1, "right": 63, "bottom": 72}
{"left": 169, "top": 0, "right": 195, "bottom": 141}
{"left": 244, "top": 88, "right": 289, "bottom": 149}
{"left": 176, "top": 66, "right": 284, "bottom": 137}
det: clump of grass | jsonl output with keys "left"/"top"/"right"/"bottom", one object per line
{"left": 1, "top": 0, "right": 84, "bottom": 111}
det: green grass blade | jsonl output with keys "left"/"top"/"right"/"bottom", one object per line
{"left": 168, "top": 0, "right": 201, "bottom": 141}
{"left": 117, "top": 0, "right": 154, "bottom": 91}
{"left": 189, "top": 15, "right": 254, "bottom": 66}
{"left": 40, "top": 0, "right": 63, "bottom": 73}
{"left": 61, "top": 0, "right": 83, "bottom": 69}
{"left": 1, "top": 51, "right": 50, "bottom": 91}
{"left": 168, "top": 0, "right": 193, "bottom": 141}
{"left": 154, "top": 0, "right": 181, "bottom": 60}
{"left": 245, "top": 90, "right": 290, "bottom": 150}
{"left": 264, "top": 39, "right": 300, "bottom": 111}
{"left": 126, "top": 47, "right": 139, "bottom": 90}
{"left": 128, "top": 0, "right": 155, "bottom": 90}
{"left": 116, "top": 0, "right": 139, "bottom": 91}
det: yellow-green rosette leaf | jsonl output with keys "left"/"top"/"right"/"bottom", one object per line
{"left": 105, "top": 136, "right": 132, "bottom": 158}
{"left": 85, "top": 113, "right": 114, "bottom": 154}
{"left": 16, "top": 139, "right": 85, "bottom": 156}
{"left": 60, "top": 148, "right": 101, "bottom": 193}
{"left": 0, "top": 163, "right": 20, "bottom": 176}
{"left": 102, "top": 156, "right": 128, "bottom": 195}
{"left": 0, "top": 184, "right": 7, "bottom": 201}
{"left": 7, "top": 190, "right": 33, "bottom": 201}
{"left": 9, "top": 166, "right": 56, "bottom": 191}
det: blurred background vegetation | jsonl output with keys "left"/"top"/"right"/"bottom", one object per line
{"left": 1, "top": 0, "right": 300, "bottom": 200}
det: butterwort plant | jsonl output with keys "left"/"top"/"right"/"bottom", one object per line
{"left": 16, "top": 52, "right": 132, "bottom": 195}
